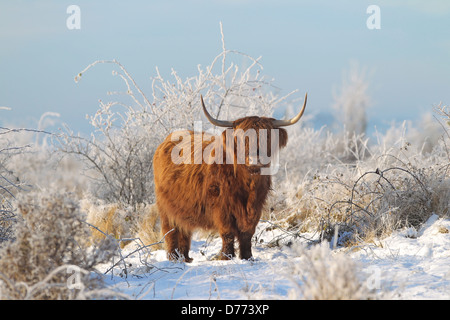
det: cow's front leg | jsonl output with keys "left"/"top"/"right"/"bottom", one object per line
{"left": 238, "top": 231, "right": 253, "bottom": 260}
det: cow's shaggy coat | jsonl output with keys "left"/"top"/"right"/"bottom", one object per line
{"left": 153, "top": 95, "right": 306, "bottom": 262}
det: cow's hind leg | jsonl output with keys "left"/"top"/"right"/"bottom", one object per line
{"left": 161, "top": 215, "right": 193, "bottom": 262}
{"left": 161, "top": 215, "right": 180, "bottom": 261}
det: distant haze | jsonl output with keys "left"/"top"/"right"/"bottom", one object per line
{"left": 1, "top": 1, "right": 449, "bottom": 135}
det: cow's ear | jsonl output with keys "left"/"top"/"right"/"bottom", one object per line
{"left": 278, "top": 128, "right": 288, "bottom": 149}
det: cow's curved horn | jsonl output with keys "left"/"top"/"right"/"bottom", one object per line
{"left": 201, "top": 95, "right": 234, "bottom": 127}
{"left": 272, "top": 93, "right": 307, "bottom": 127}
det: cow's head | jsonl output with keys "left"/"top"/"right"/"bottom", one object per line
{"left": 201, "top": 93, "right": 307, "bottom": 175}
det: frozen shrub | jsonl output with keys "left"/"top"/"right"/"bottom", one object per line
{"left": 82, "top": 199, "right": 136, "bottom": 246}
{"left": 0, "top": 192, "right": 118, "bottom": 300}
{"left": 271, "top": 103, "right": 449, "bottom": 245}
{"left": 332, "top": 62, "right": 370, "bottom": 136}
{"left": 268, "top": 127, "right": 371, "bottom": 236}
{"left": 289, "top": 152, "right": 446, "bottom": 244}
{"left": 0, "top": 113, "right": 87, "bottom": 243}
{"left": 59, "top": 24, "right": 297, "bottom": 207}
{"left": 0, "top": 125, "right": 28, "bottom": 243}
{"left": 287, "top": 243, "right": 373, "bottom": 300}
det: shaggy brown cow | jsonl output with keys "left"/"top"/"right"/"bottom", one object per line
{"left": 153, "top": 94, "right": 307, "bottom": 262}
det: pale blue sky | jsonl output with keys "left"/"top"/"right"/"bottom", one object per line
{"left": 1, "top": 1, "right": 449, "bottom": 134}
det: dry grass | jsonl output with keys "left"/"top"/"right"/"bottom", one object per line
{"left": 135, "top": 203, "right": 162, "bottom": 249}
{"left": 82, "top": 199, "right": 161, "bottom": 249}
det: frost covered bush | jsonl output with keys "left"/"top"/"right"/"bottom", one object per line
{"left": 60, "top": 24, "right": 296, "bottom": 207}
{"left": 82, "top": 199, "right": 137, "bottom": 246}
{"left": 272, "top": 63, "right": 372, "bottom": 211}
{"left": 287, "top": 243, "right": 373, "bottom": 300}
{"left": 0, "top": 124, "right": 30, "bottom": 243}
{"left": 270, "top": 103, "right": 449, "bottom": 245}
{"left": 1, "top": 115, "right": 88, "bottom": 243}
{"left": 331, "top": 63, "right": 370, "bottom": 136}
{"left": 0, "top": 192, "right": 118, "bottom": 300}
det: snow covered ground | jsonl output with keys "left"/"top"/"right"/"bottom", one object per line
{"left": 98, "top": 214, "right": 450, "bottom": 300}
{"left": 350, "top": 214, "right": 450, "bottom": 299}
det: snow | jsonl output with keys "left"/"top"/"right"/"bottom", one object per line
{"left": 351, "top": 214, "right": 450, "bottom": 299}
{"left": 97, "top": 214, "right": 450, "bottom": 300}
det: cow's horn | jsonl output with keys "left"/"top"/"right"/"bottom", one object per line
{"left": 272, "top": 93, "right": 307, "bottom": 127}
{"left": 201, "top": 95, "right": 234, "bottom": 127}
